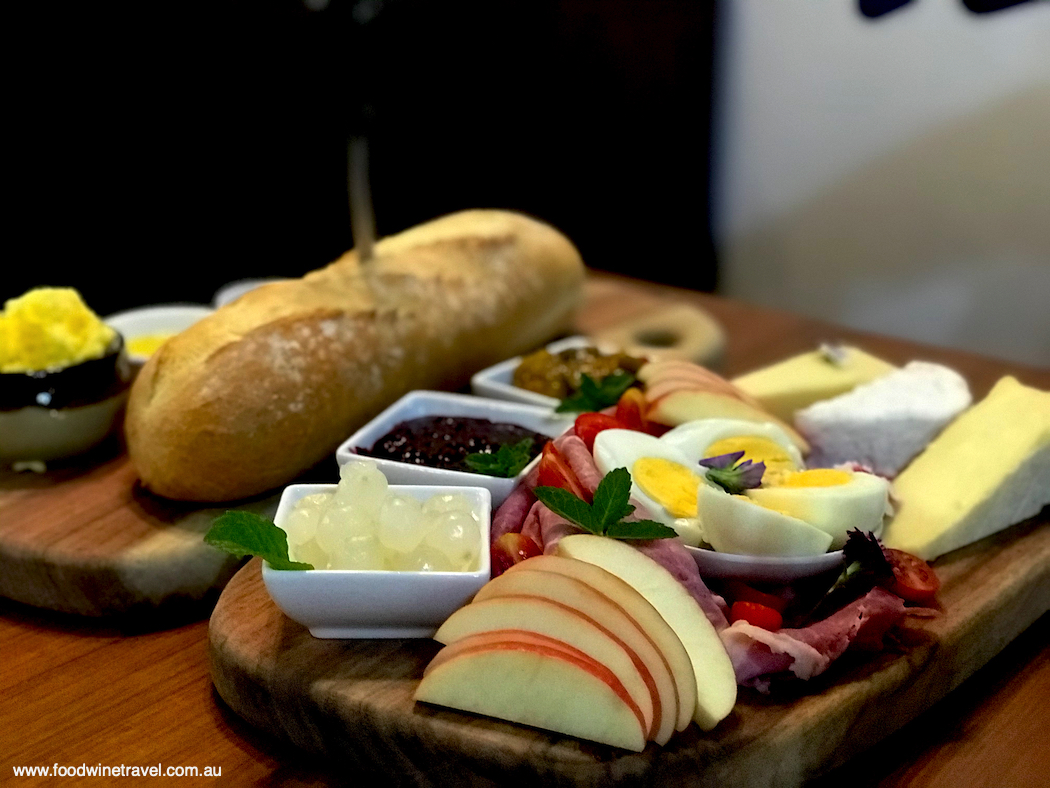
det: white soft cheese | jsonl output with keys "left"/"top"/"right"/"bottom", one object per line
{"left": 795, "top": 361, "right": 972, "bottom": 477}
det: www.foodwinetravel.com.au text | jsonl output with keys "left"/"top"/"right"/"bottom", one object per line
{"left": 12, "top": 763, "right": 222, "bottom": 778}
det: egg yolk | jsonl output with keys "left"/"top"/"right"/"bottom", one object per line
{"left": 777, "top": 469, "right": 852, "bottom": 488}
{"left": 704, "top": 436, "right": 798, "bottom": 484}
{"left": 633, "top": 457, "right": 700, "bottom": 518}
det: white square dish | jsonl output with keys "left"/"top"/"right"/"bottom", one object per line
{"left": 469, "top": 335, "right": 594, "bottom": 408}
{"left": 261, "top": 482, "right": 492, "bottom": 639}
{"left": 334, "top": 390, "right": 574, "bottom": 506}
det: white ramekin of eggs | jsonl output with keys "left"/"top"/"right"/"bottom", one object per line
{"left": 590, "top": 418, "right": 892, "bottom": 582}
{"left": 261, "top": 460, "right": 492, "bottom": 638}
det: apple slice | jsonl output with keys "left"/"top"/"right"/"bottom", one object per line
{"left": 474, "top": 568, "right": 677, "bottom": 745}
{"left": 506, "top": 553, "right": 697, "bottom": 732}
{"left": 416, "top": 631, "right": 648, "bottom": 751}
{"left": 434, "top": 596, "right": 654, "bottom": 739}
{"left": 554, "top": 534, "right": 737, "bottom": 731}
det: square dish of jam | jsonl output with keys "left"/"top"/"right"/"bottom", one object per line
{"left": 335, "top": 391, "right": 575, "bottom": 506}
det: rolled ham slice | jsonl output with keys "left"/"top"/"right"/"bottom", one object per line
{"left": 721, "top": 587, "right": 908, "bottom": 690}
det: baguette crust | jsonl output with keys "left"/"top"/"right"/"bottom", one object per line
{"left": 124, "top": 210, "right": 585, "bottom": 501}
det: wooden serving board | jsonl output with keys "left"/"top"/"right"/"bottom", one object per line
{"left": 209, "top": 514, "right": 1050, "bottom": 788}
{"left": 206, "top": 275, "right": 1050, "bottom": 788}
{"left": 0, "top": 441, "right": 280, "bottom": 621}
{"left": 0, "top": 276, "right": 723, "bottom": 623}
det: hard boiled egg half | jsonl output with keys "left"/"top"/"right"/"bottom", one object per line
{"left": 659, "top": 418, "right": 804, "bottom": 484}
{"left": 591, "top": 429, "right": 707, "bottom": 545}
{"left": 744, "top": 468, "right": 891, "bottom": 549}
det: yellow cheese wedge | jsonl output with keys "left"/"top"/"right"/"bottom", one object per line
{"left": 731, "top": 345, "right": 897, "bottom": 423}
{"left": 881, "top": 376, "right": 1050, "bottom": 561}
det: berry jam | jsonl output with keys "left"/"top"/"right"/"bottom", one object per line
{"left": 357, "top": 416, "right": 547, "bottom": 473}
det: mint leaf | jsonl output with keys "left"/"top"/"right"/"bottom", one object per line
{"left": 465, "top": 438, "right": 535, "bottom": 478}
{"left": 204, "top": 510, "right": 313, "bottom": 570}
{"left": 603, "top": 519, "right": 679, "bottom": 540}
{"left": 533, "top": 466, "right": 676, "bottom": 541}
{"left": 533, "top": 485, "right": 601, "bottom": 534}
{"left": 590, "top": 467, "right": 638, "bottom": 529}
{"left": 555, "top": 372, "right": 636, "bottom": 413}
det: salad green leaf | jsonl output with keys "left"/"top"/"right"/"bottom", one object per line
{"left": 534, "top": 466, "right": 677, "bottom": 541}
{"left": 204, "top": 510, "right": 313, "bottom": 570}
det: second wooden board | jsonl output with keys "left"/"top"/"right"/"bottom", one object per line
{"left": 208, "top": 511, "right": 1050, "bottom": 788}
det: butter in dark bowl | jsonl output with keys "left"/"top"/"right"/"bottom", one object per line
{"left": 0, "top": 287, "right": 134, "bottom": 468}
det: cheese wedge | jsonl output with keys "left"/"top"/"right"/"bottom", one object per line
{"left": 881, "top": 376, "right": 1050, "bottom": 561}
{"left": 731, "top": 345, "right": 897, "bottom": 423}
{"left": 795, "top": 361, "right": 972, "bottom": 477}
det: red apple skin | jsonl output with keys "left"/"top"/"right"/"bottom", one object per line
{"left": 490, "top": 532, "right": 543, "bottom": 578}
{"left": 474, "top": 569, "right": 676, "bottom": 744}
{"left": 417, "top": 630, "right": 648, "bottom": 750}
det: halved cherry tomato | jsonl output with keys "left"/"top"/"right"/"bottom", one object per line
{"left": 730, "top": 601, "right": 783, "bottom": 631}
{"left": 537, "top": 440, "right": 592, "bottom": 502}
{"left": 490, "top": 532, "right": 543, "bottom": 578}
{"left": 614, "top": 387, "right": 649, "bottom": 433}
{"left": 574, "top": 412, "right": 627, "bottom": 452}
{"left": 722, "top": 579, "right": 788, "bottom": 613}
{"left": 881, "top": 548, "right": 940, "bottom": 604}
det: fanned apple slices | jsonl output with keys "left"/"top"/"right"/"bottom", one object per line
{"left": 414, "top": 546, "right": 734, "bottom": 749}
{"left": 554, "top": 535, "right": 737, "bottom": 732}
{"left": 417, "top": 631, "right": 650, "bottom": 752}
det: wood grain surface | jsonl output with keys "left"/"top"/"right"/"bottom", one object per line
{"left": 3, "top": 274, "right": 1048, "bottom": 787}
{"left": 0, "top": 444, "right": 281, "bottom": 621}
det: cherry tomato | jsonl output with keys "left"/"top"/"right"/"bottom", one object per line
{"left": 614, "top": 387, "right": 649, "bottom": 432}
{"left": 722, "top": 579, "right": 788, "bottom": 613}
{"left": 881, "top": 548, "right": 940, "bottom": 603}
{"left": 730, "top": 601, "right": 783, "bottom": 631}
{"left": 537, "top": 440, "right": 592, "bottom": 502}
{"left": 490, "top": 532, "right": 543, "bottom": 578}
{"left": 574, "top": 412, "right": 627, "bottom": 452}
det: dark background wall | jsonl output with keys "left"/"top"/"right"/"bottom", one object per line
{"left": 6, "top": 0, "right": 718, "bottom": 317}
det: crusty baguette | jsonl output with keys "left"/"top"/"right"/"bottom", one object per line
{"left": 124, "top": 210, "right": 586, "bottom": 502}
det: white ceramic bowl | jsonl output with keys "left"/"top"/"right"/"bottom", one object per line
{"left": 262, "top": 482, "right": 491, "bottom": 639}
{"left": 469, "top": 335, "right": 596, "bottom": 408}
{"left": 335, "top": 390, "right": 575, "bottom": 507}
{"left": 104, "top": 304, "right": 214, "bottom": 364}
{"left": 685, "top": 545, "right": 845, "bottom": 583}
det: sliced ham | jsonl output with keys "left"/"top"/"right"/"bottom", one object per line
{"left": 721, "top": 586, "right": 908, "bottom": 689}
{"left": 554, "top": 433, "right": 603, "bottom": 495}
{"left": 491, "top": 465, "right": 539, "bottom": 540}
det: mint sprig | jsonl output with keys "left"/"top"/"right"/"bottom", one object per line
{"left": 555, "top": 372, "right": 637, "bottom": 413}
{"left": 533, "top": 466, "right": 677, "bottom": 541}
{"left": 465, "top": 438, "right": 535, "bottom": 478}
{"left": 204, "top": 510, "right": 313, "bottom": 570}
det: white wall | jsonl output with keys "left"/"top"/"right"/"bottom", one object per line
{"left": 711, "top": 0, "right": 1050, "bottom": 366}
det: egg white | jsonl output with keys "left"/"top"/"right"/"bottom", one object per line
{"left": 744, "top": 469, "right": 890, "bottom": 549}
{"left": 592, "top": 429, "right": 705, "bottom": 535}
{"left": 697, "top": 484, "right": 834, "bottom": 557}
{"left": 660, "top": 418, "right": 804, "bottom": 468}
